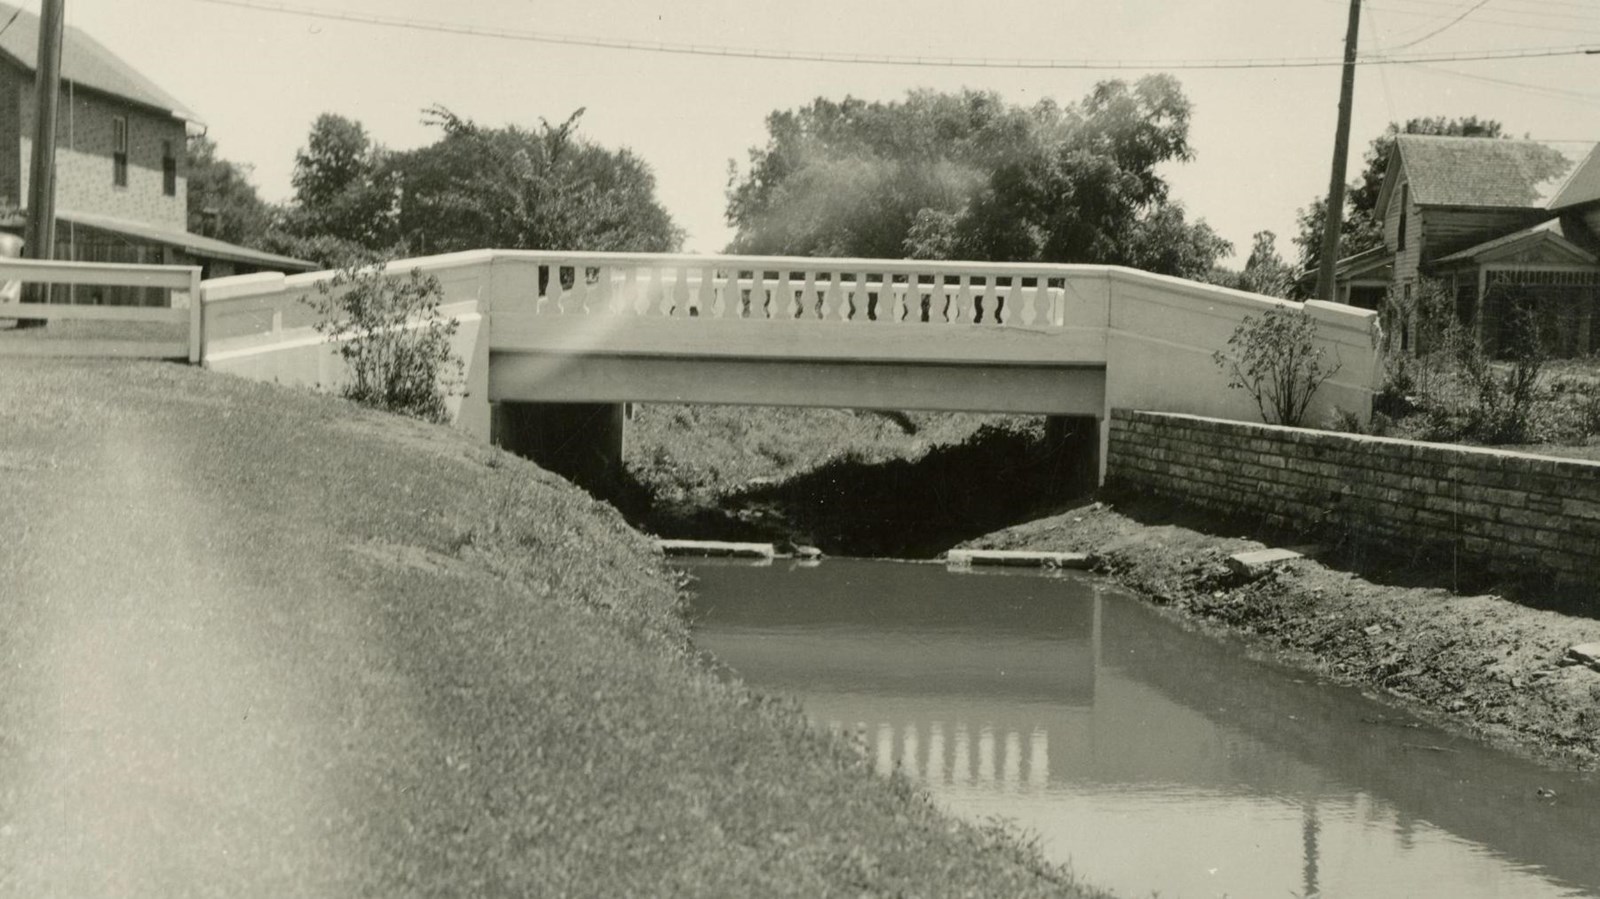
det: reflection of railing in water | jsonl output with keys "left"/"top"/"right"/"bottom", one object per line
{"left": 824, "top": 719, "right": 1051, "bottom": 790}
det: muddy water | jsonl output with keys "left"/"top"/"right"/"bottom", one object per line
{"left": 685, "top": 559, "right": 1600, "bottom": 899}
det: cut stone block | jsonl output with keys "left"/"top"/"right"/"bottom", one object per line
{"left": 1564, "top": 643, "right": 1600, "bottom": 671}
{"left": 1226, "top": 547, "right": 1304, "bottom": 577}
{"left": 945, "top": 549, "right": 1091, "bottom": 569}
{"left": 657, "top": 539, "right": 776, "bottom": 559}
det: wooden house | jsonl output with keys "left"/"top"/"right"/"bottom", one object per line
{"left": 1333, "top": 134, "right": 1600, "bottom": 357}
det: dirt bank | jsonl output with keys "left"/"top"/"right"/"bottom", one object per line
{"left": 965, "top": 492, "right": 1600, "bottom": 771}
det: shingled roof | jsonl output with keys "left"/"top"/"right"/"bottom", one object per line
{"left": 0, "top": 2, "right": 196, "bottom": 122}
{"left": 1381, "top": 135, "right": 1588, "bottom": 213}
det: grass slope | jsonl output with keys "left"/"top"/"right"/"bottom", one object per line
{"left": 0, "top": 359, "right": 1105, "bottom": 897}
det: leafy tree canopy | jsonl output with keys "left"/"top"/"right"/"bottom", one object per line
{"left": 390, "top": 106, "right": 682, "bottom": 255}
{"left": 726, "top": 77, "right": 1230, "bottom": 278}
{"left": 272, "top": 107, "right": 682, "bottom": 266}
{"left": 1292, "top": 116, "right": 1505, "bottom": 280}
{"left": 185, "top": 134, "right": 273, "bottom": 248}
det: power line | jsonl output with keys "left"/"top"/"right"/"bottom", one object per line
{"left": 194, "top": 0, "right": 1600, "bottom": 71}
{"left": 1387, "top": 0, "right": 1493, "bottom": 50}
{"left": 1410, "top": 62, "right": 1600, "bottom": 108}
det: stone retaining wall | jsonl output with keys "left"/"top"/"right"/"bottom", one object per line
{"left": 1107, "top": 410, "right": 1600, "bottom": 591}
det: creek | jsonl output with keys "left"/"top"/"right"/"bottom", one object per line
{"left": 685, "top": 558, "right": 1600, "bottom": 899}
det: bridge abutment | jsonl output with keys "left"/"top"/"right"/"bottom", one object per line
{"left": 1043, "top": 415, "right": 1101, "bottom": 497}
{"left": 491, "top": 402, "right": 629, "bottom": 491}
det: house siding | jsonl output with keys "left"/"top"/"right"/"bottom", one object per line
{"left": 0, "top": 61, "right": 22, "bottom": 209}
{"left": 1421, "top": 208, "right": 1550, "bottom": 265}
{"left": 11, "top": 70, "right": 186, "bottom": 232}
{"left": 1384, "top": 175, "right": 1422, "bottom": 286}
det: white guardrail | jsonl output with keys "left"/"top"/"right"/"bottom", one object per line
{"left": 0, "top": 258, "right": 203, "bottom": 362}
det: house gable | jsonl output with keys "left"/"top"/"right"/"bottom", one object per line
{"left": 1435, "top": 219, "right": 1599, "bottom": 267}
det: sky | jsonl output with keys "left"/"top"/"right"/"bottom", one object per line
{"left": 38, "top": 0, "right": 1600, "bottom": 264}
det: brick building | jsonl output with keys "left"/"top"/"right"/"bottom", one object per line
{"left": 0, "top": 2, "right": 310, "bottom": 303}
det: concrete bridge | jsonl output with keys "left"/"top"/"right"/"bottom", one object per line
{"left": 197, "top": 249, "right": 1380, "bottom": 485}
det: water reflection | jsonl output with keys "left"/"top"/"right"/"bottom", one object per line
{"left": 688, "top": 559, "right": 1600, "bottom": 899}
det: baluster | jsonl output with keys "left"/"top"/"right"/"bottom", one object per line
{"left": 1020, "top": 278, "right": 1039, "bottom": 326}
{"left": 801, "top": 271, "right": 818, "bottom": 320}
{"left": 822, "top": 272, "right": 844, "bottom": 320}
{"left": 569, "top": 264, "right": 591, "bottom": 314}
{"left": 556, "top": 262, "right": 576, "bottom": 311}
{"left": 1048, "top": 279, "right": 1065, "bottom": 326}
{"left": 654, "top": 267, "right": 672, "bottom": 316}
{"left": 775, "top": 270, "right": 794, "bottom": 319}
{"left": 672, "top": 266, "right": 691, "bottom": 317}
{"left": 999, "top": 277, "right": 1018, "bottom": 325}
{"left": 534, "top": 260, "right": 553, "bottom": 313}
{"left": 613, "top": 267, "right": 634, "bottom": 315}
{"left": 747, "top": 269, "right": 764, "bottom": 319}
{"left": 854, "top": 271, "right": 869, "bottom": 321}
{"left": 695, "top": 265, "right": 713, "bottom": 317}
{"left": 588, "top": 262, "right": 611, "bottom": 311}
{"left": 710, "top": 269, "right": 728, "bottom": 318}
{"left": 949, "top": 276, "right": 970, "bottom": 324}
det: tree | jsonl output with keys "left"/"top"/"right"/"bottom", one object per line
{"left": 726, "top": 78, "right": 1231, "bottom": 278}
{"left": 1236, "top": 230, "right": 1295, "bottom": 298}
{"left": 185, "top": 135, "right": 273, "bottom": 247}
{"left": 1292, "top": 116, "right": 1505, "bottom": 278}
{"left": 272, "top": 113, "right": 402, "bottom": 265}
{"left": 274, "top": 108, "right": 683, "bottom": 265}
{"left": 390, "top": 106, "right": 682, "bottom": 255}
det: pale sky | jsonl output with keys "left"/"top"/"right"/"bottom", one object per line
{"left": 45, "top": 0, "right": 1600, "bottom": 264}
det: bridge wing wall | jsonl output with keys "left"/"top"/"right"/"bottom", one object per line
{"left": 1104, "top": 269, "right": 1381, "bottom": 428}
{"left": 199, "top": 251, "right": 494, "bottom": 440}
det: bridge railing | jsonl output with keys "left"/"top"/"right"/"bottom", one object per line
{"left": 489, "top": 250, "right": 1085, "bottom": 327}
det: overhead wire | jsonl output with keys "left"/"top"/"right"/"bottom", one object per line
{"left": 192, "top": 0, "right": 1600, "bottom": 71}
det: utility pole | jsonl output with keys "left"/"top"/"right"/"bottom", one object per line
{"left": 23, "top": 0, "right": 65, "bottom": 304}
{"left": 1315, "top": 0, "right": 1361, "bottom": 303}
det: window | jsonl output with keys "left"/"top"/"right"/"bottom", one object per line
{"left": 112, "top": 116, "right": 128, "bottom": 188}
{"left": 162, "top": 140, "right": 176, "bottom": 196}
{"left": 1397, "top": 183, "right": 1408, "bottom": 251}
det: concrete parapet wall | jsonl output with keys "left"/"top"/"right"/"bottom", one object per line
{"left": 1107, "top": 410, "right": 1600, "bottom": 591}
{"left": 200, "top": 252, "right": 494, "bottom": 440}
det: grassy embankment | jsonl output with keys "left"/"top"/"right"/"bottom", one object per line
{"left": 0, "top": 358, "right": 1104, "bottom": 896}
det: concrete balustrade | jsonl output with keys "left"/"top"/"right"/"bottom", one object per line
{"left": 197, "top": 249, "right": 1382, "bottom": 486}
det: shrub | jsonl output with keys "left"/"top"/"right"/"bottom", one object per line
{"left": 304, "top": 258, "right": 464, "bottom": 423}
{"left": 1212, "top": 306, "right": 1341, "bottom": 427}
{"left": 1451, "top": 303, "right": 1543, "bottom": 443}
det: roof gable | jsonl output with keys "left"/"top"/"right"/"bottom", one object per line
{"left": 1550, "top": 143, "right": 1600, "bottom": 210}
{"left": 1434, "top": 218, "right": 1599, "bottom": 266}
{"left": 0, "top": 2, "right": 196, "bottom": 122}
{"left": 1382, "top": 136, "right": 1586, "bottom": 213}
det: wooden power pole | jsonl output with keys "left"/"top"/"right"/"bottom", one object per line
{"left": 1315, "top": 0, "right": 1362, "bottom": 303}
{"left": 24, "top": 0, "right": 65, "bottom": 275}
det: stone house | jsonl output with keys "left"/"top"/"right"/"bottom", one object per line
{"left": 0, "top": 2, "right": 311, "bottom": 303}
{"left": 1331, "top": 134, "right": 1600, "bottom": 357}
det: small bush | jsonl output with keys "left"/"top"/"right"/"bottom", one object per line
{"left": 1212, "top": 306, "right": 1341, "bottom": 427}
{"left": 305, "top": 258, "right": 464, "bottom": 423}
